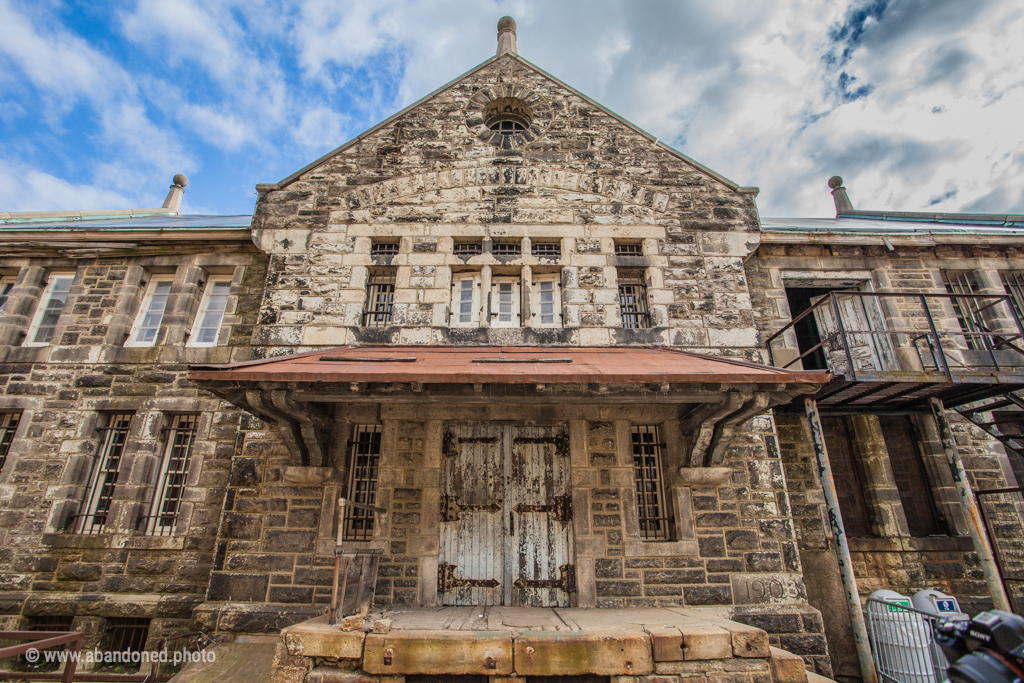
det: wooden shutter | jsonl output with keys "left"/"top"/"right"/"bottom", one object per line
{"left": 879, "top": 415, "right": 941, "bottom": 537}
{"left": 821, "top": 416, "right": 872, "bottom": 537}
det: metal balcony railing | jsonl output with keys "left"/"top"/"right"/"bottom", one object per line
{"left": 766, "top": 291, "right": 1024, "bottom": 384}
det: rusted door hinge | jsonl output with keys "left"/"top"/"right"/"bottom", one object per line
{"left": 512, "top": 494, "right": 573, "bottom": 522}
{"left": 438, "top": 562, "right": 500, "bottom": 593}
{"left": 512, "top": 563, "right": 577, "bottom": 593}
{"left": 440, "top": 495, "right": 502, "bottom": 522}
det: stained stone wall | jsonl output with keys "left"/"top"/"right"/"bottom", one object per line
{"left": 0, "top": 246, "right": 264, "bottom": 634}
{"left": 249, "top": 53, "right": 763, "bottom": 360}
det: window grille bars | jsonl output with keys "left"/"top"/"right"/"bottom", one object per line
{"left": 142, "top": 414, "right": 198, "bottom": 536}
{"left": 1001, "top": 271, "right": 1024, "bottom": 323}
{"left": 364, "top": 270, "right": 395, "bottom": 327}
{"left": 618, "top": 271, "right": 650, "bottom": 329}
{"left": 104, "top": 618, "right": 151, "bottom": 658}
{"left": 531, "top": 242, "right": 561, "bottom": 257}
{"left": 632, "top": 425, "right": 671, "bottom": 540}
{"left": 0, "top": 412, "right": 19, "bottom": 472}
{"left": 77, "top": 413, "right": 134, "bottom": 535}
{"left": 490, "top": 120, "right": 527, "bottom": 132}
{"left": 492, "top": 242, "right": 521, "bottom": 256}
{"left": 371, "top": 242, "right": 399, "bottom": 258}
{"left": 943, "top": 271, "right": 993, "bottom": 350}
{"left": 615, "top": 243, "right": 643, "bottom": 256}
{"left": 344, "top": 425, "right": 381, "bottom": 541}
{"left": 453, "top": 242, "right": 483, "bottom": 256}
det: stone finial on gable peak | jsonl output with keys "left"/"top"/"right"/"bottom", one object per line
{"left": 497, "top": 16, "right": 517, "bottom": 56}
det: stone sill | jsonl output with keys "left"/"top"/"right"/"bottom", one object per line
{"left": 625, "top": 539, "right": 699, "bottom": 557}
{"left": 41, "top": 533, "right": 185, "bottom": 550}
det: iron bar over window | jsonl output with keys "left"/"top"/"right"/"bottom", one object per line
{"left": 143, "top": 414, "right": 197, "bottom": 536}
{"left": 371, "top": 241, "right": 399, "bottom": 258}
{"left": 453, "top": 241, "right": 483, "bottom": 256}
{"left": 618, "top": 270, "right": 650, "bottom": 329}
{"left": 77, "top": 412, "right": 133, "bottom": 535}
{"left": 492, "top": 241, "right": 521, "bottom": 256}
{"left": 1001, "top": 272, "right": 1024, "bottom": 323}
{"left": 364, "top": 269, "right": 395, "bottom": 327}
{"left": 104, "top": 618, "right": 151, "bottom": 665}
{"left": 942, "top": 270, "right": 993, "bottom": 350}
{"left": 531, "top": 242, "right": 561, "bottom": 257}
{"left": 345, "top": 425, "right": 381, "bottom": 541}
{"left": 0, "top": 412, "right": 19, "bottom": 472}
{"left": 632, "top": 425, "right": 670, "bottom": 540}
{"left": 615, "top": 242, "right": 643, "bottom": 256}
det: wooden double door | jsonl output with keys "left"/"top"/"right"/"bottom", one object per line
{"left": 438, "top": 423, "right": 575, "bottom": 607}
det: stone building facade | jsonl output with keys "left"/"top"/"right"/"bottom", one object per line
{"left": 1, "top": 19, "right": 1023, "bottom": 683}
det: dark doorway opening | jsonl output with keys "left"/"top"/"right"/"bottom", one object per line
{"left": 785, "top": 287, "right": 836, "bottom": 370}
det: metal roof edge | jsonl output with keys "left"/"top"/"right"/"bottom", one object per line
{"left": 0, "top": 208, "right": 177, "bottom": 225}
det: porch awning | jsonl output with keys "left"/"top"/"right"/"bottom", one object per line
{"left": 188, "top": 346, "right": 829, "bottom": 468}
{"left": 188, "top": 345, "right": 830, "bottom": 385}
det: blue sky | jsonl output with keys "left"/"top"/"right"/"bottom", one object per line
{"left": 1, "top": 0, "right": 1023, "bottom": 218}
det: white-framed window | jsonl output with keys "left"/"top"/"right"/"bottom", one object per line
{"left": 188, "top": 277, "right": 232, "bottom": 347}
{"left": 490, "top": 276, "right": 521, "bottom": 328}
{"left": 126, "top": 280, "right": 173, "bottom": 347}
{"left": 25, "top": 272, "right": 75, "bottom": 346}
{"left": 0, "top": 276, "right": 16, "bottom": 315}
{"left": 530, "top": 274, "right": 562, "bottom": 327}
{"left": 144, "top": 414, "right": 198, "bottom": 536}
{"left": 450, "top": 273, "right": 481, "bottom": 327}
{"left": 77, "top": 412, "right": 134, "bottom": 535}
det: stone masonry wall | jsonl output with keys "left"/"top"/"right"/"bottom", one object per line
{"left": 0, "top": 246, "right": 264, "bottom": 632}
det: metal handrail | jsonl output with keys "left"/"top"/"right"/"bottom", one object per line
{"left": 0, "top": 631, "right": 83, "bottom": 683}
{"left": 766, "top": 290, "right": 1024, "bottom": 381}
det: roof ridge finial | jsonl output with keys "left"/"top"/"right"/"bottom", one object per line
{"left": 828, "top": 176, "right": 854, "bottom": 215}
{"left": 162, "top": 174, "right": 188, "bottom": 213}
{"left": 497, "top": 16, "right": 517, "bottom": 56}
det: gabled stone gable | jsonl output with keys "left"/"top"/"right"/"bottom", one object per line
{"left": 250, "top": 54, "right": 763, "bottom": 358}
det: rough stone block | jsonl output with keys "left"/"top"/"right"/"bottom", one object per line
{"left": 363, "top": 631, "right": 512, "bottom": 676}
{"left": 513, "top": 630, "right": 653, "bottom": 677}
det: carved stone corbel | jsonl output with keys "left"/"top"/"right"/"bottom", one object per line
{"left": 682, "top": 391, "right": 747, "bottom": 467}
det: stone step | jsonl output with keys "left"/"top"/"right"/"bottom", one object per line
{"left": 168, "top": 638, "right": 276, "bottom": 683}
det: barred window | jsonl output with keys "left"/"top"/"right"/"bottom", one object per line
{"left": 77, "top": 413, "right": 133, "bottom": 534}
{"left": 492, "top": 241, "right": 521, "bottom": 256}
{"left": 0, "top": 412, "right": 20, "bottom": 472}
{"left": 615, "top": 242, "right": 643, "bottom": 256}
{"left": 531, "top": 242, "right": 561, "bottom": 257}
{"left": 144, "top": 414, "right": 198, "bottom": 536}
{"left": 632, "top": 426, "right": 670, "bottom": 540}
{"left": 364, "top": 269, "right": 395, "bottom": 327}
{"left": 453, "top": 241, "right": 483, "bottom": 257}
{"left": 1000, "top": 271, "right": 1024, "bottom": 323}
{"left": 345, "top": 425, "right": 381, "bottom": 541}
{"left": 371, "top": 241, "right": 399, "bottom": 258}
{"left": 618, "top": 270, "right": 650, "bottom": 329}
{"left": 942, "top": 270, "right": 991, "bottom": 350}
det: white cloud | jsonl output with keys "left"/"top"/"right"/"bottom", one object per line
{"left": 293, "top": 106, "right": 349, "bottom": 152}
{"left": 0, "top": 159, "right": 135, "bottom": 212}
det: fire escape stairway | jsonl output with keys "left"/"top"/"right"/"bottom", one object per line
{"left": 954, "top": 389, "right": 1024, "bottom": 476}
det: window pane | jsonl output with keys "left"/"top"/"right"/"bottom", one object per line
{"left": 498, "top": 282, "right": 513, "bottom": 322}
{"left": 34, "top": 276, "right": 73, "bottom": 344}
{"left": 195, "top": 281, "right": 230, "bottom": 344}
{"left": 0, "top": 281, "right": 13, "bottom": 314}
{"left": 540, "top": 281, "right": 554, "bottom": 324}
{"left": 459, "top": 279, "right": 474, "bottom": 323}
{"left": 134, "top": 281, "right": 172, "bottom": 344}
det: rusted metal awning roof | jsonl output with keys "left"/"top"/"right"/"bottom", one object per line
{"left": 189, "top": 345, "right": 830, "bottom": 385}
